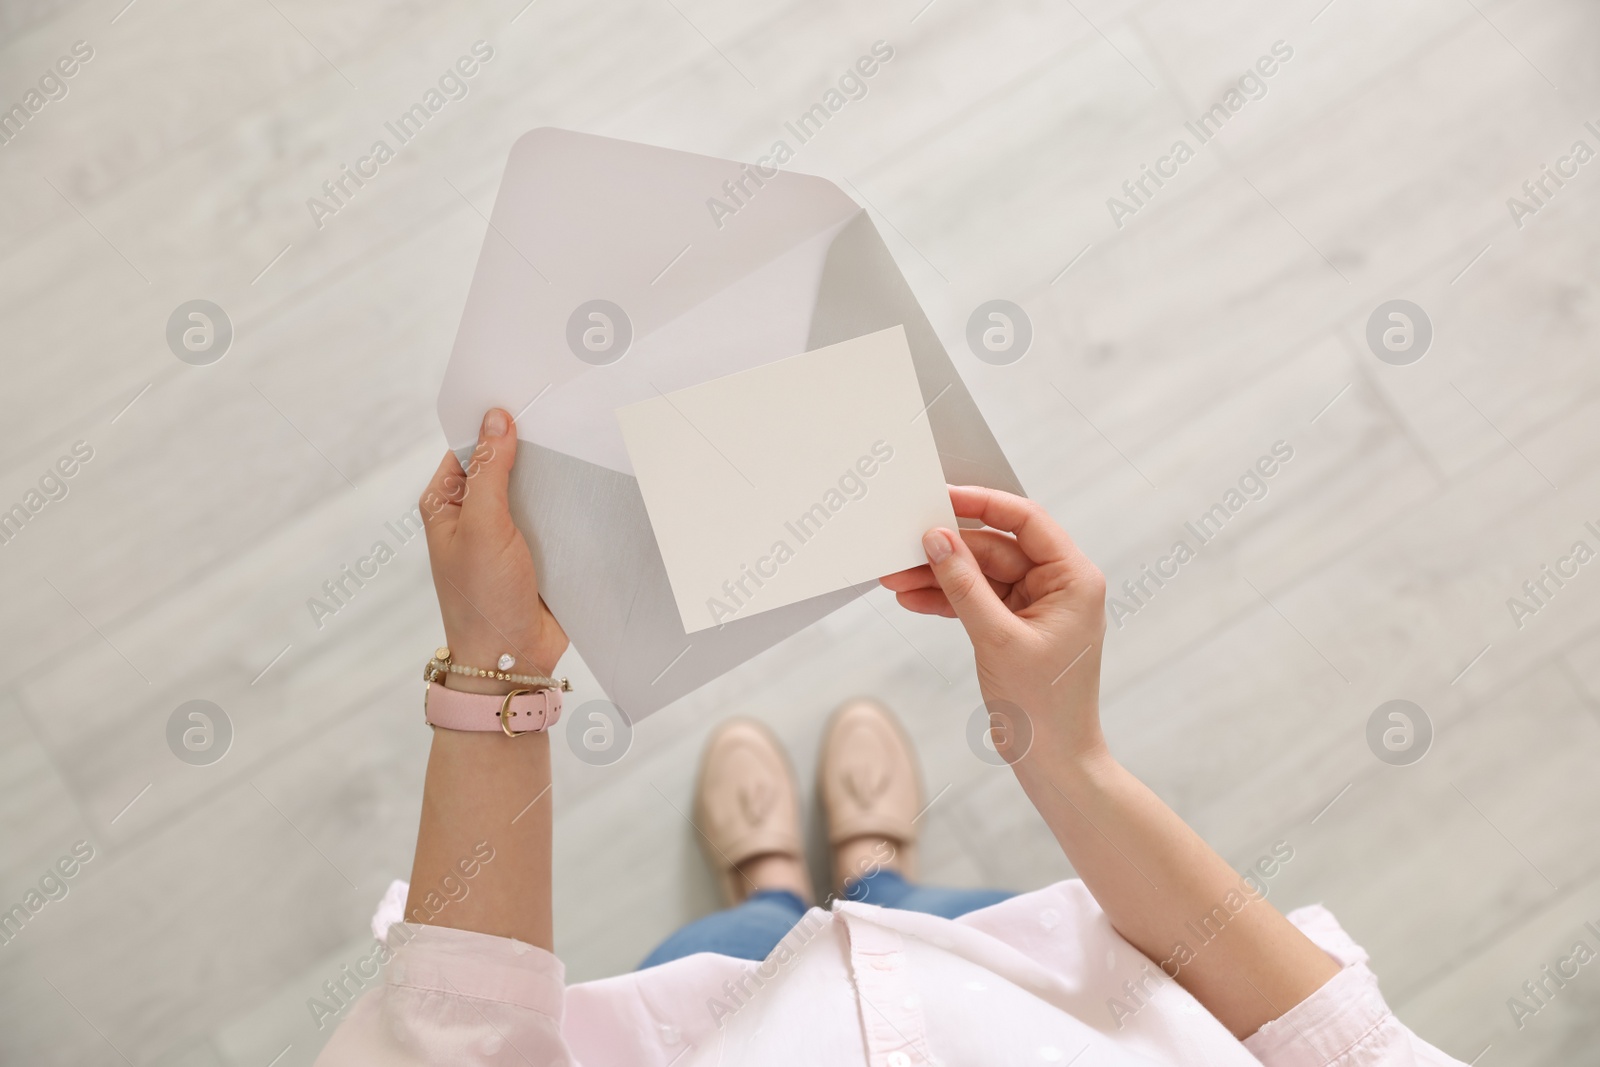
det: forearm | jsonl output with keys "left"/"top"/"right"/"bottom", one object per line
{"left": 406, "top": 668, "right": 555, "bottom": 950}
{"left": 406, "top": 409, "right": 564, "bottom": 951}
{"left": 1015, "top": 748, "right": 1338, "bottom": 1038}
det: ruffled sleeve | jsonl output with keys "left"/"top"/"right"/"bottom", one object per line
{"left": 314, "top": 922, "right": 575, "bottom": 1066}
{"left": 1243, "top": 905, "right": 1465, "bottom": 1067}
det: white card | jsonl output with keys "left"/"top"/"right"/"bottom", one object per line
{"left": 616, "top": 325, "right": 957, "bottom": 633}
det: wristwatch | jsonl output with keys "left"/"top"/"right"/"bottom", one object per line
{"left": 424, "top": 682, "right": 563, "bottom": 736}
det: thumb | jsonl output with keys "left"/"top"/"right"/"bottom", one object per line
{"left": 921, "top": 528, "right": 1013, "bottom": 640}
{"left": 459, "top": 408, "right": 517, "bottom": 525}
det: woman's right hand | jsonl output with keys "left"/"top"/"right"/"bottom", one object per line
{"left": 880, "top": 486, "right": 1109, "bottom": 774}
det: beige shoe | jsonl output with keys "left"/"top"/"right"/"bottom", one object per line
{"left": 692, "top": 718, "right": 809, "bottom": 907}
{"left": 819, "top": 698, "right": 923, "bottom": 893}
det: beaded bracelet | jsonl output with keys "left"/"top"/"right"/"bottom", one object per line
{"left": 423, "top": 647, "right": 571, "bottom": 691}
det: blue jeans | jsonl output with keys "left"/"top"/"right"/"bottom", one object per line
{"left": 639, "top": 870, "right": 1014, "bottom": 969}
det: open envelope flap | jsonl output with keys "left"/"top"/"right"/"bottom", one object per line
{"left": 508, "top": 218, "right": 853, "bottom": 476}
{"left": 501, "top": 440, "right": 872, "bottom": 719}
{"left": 438, "top": 127, "right": 861, "bottom": 457}
{"left": 807, "top": 212, "right": 1025, "bottom": 496}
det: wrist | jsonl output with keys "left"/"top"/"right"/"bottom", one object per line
{"left": 442, "top": 635, "right": 563, "bottom": 678}
{"left": 1012, "top": 725, "right": 1117, "bottom": 795}
{"left": 1014, "top": 750, "right": 1122, "bottom": 834}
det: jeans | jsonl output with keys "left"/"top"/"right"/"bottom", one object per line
{"left": 639, "top": 870, "right": 1014, "bottom": 969}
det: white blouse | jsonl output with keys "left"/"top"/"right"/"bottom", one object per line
{"left": 315, "top": 879, "right": 1466, "bottom": 1066}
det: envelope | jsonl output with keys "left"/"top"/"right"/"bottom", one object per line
{"left": 438, "top": 128, "right": 1022, "bottom": 720}
{"left": 616, "top": 326, "right": 959, "bottom": 634}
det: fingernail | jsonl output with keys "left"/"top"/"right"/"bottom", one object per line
{"left": 922, "top": 529, "right": 951, "bottom": 563}
{"left": 482, "top": 409, "right": 508, "bottom": 438}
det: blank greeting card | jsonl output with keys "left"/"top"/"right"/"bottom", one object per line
{"left": 616, "top": 325, "right": 956, "bottom": 633}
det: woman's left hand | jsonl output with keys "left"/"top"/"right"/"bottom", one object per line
{"left": 420, "top": 408, "right": 568, "bottom": 681}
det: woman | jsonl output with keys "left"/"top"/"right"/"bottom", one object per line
{"left": 316, "top": 408, "right": 1465, "bottom": 1065}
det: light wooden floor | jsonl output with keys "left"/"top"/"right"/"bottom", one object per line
{"left": 2, "top": 0, "right": 1598, "bottom": 1062}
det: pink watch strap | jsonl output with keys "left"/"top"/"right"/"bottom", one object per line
{"left": 424, "top": 682, "right": 563, "bottom": 735}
